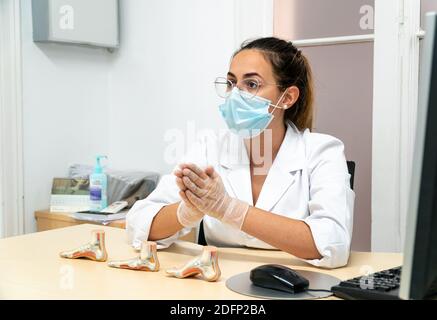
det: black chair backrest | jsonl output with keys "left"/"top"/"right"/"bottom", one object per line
{"left": 197, "top": 160, "right": 356, "bottom": 245}
{"left": 198, "top": 220, "right": 208, "bottom": 246}
{"left": 347, "top": 161, "right": 355, "bottom": 190}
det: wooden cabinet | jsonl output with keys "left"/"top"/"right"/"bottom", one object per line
{"left": 35, "top": 210, "right": 125, "bottom": 231}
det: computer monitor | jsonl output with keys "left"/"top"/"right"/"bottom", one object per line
{"left": 399, "top": 12, "right": 437, "bottom": 300}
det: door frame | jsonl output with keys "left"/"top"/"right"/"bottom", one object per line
{"left": 371, "top": 0, "right": 422, "bottom": 252}
{"left": 0, "top": 0, "right": 25, "bottom": 237}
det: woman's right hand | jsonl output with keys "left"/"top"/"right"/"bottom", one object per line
{"left": 174, "top": 168, "right": 205, "bottom": 228}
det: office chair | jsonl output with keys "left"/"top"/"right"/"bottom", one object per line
{"left": 197, "top": 160, "right": 356, "bottom": 245}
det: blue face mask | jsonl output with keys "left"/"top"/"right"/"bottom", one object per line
{"left": 219, "top": 87, "right": 287, "bottom": 138}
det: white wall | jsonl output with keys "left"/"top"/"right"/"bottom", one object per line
{"left": 107, "top": 0, "right": 272, "bottom": 174}
{"left": 21, "top": 0, "right": 272, "bottom": 232}
{"left": 21, "top": 1, "right": 111, "bottom": 233}
{"left": 107, "top": 0, "right": 235, "bottom": 173}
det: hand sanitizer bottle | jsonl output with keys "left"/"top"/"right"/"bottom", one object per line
{"left": 89, "top": 155, "right": 108, "bottom": 212}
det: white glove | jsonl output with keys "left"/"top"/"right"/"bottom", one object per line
{"left": 174, "top": 168, "right": 205, "bottom": 228}
{"left": 175, "top": 201, "right": 204, "bottom": 228}
{"left": 178, "top": 163, "right": 250, "bottom": 230}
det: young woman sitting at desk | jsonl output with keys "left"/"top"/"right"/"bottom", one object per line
{"left": 126, "top": 37, "right": 355, "bottom": 269}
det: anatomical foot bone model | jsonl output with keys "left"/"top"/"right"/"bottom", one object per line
{"left": 59, "top": 229, "right": 108, "bottom": 262}
{"left": 107, "top": 241, "right": 160, "bottom": 271}
{"left": 166, "top": 246, "right": 221, "bottom": 282}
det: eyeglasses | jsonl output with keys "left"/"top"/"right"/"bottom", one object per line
{"left": 214, "top": 77, "right": 282, "bottom": 101}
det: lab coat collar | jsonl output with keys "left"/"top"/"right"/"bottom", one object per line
{"left": 271, "top": 121, "right": 306, "bottom": 173}
{"left": 219, "top": 121, "right": 306, "bottom": 209}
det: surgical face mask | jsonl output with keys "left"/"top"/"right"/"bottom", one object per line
{"left": 218, "top": 87, "right": 287, "bottom": 139}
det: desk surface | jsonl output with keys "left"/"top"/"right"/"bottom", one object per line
{"left": 0, "top": 224, "right": 403, "bottom": 300}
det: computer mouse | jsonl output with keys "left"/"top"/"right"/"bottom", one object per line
{"left": 250, "top": 264, "right": 309, "bottom": 294}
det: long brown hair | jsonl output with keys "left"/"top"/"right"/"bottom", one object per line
{"left": 233, "top": 37, "right": 314, "bottom": 131}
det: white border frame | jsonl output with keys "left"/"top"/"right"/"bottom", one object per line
{"left": 372, "top": 0, "right": 421, "bottom": 252}
{"left": 0, "top": 0, "right": 25, "bottom": 237}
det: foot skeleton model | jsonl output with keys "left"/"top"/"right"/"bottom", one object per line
{"left": 108, "top": 241, "right": 160, "bottom": 271}
{"left": 166, "top": 246, "right": 221, "bottom": 282}
{"left": 59, "top": 229, "right": 108, "bottom": 262}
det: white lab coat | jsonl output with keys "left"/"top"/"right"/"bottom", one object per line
{"left": 126, "top": 121, "right": 355, "bottom": 269}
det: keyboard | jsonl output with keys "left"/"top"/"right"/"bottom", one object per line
{"left": 331, "top": 266, "right": 402, "bottom": 300}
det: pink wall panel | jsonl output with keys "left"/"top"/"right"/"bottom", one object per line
{"left": 273, "top": 0, "right": 374, "bottom": 251}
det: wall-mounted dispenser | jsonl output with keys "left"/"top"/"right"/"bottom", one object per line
{"left": 31, "top": 0, "right": 119, "bottom": 49}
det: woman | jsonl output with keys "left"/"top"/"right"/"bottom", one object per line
{"left": 126, "top": 37, "right": 354, "bottom": 269}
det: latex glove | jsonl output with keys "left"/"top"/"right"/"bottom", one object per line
{"left": 178, "top": 163, "right": 250, "bottom": 230}
{"left": 175, "top": 201, "right": 204, "bottom": 228}
{"left": 174, "top": 169, "right": 205, "bottom": 228}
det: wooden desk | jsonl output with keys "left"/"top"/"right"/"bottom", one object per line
{"left": 35, "top": 210, "right": 126, "bottom": 231}
{"left": 0, "top": 224, "right": 403, "bottom": 300}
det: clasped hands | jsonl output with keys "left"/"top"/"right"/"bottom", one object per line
{"left": 174, "top": 163, "right": 249, "bottom": 230}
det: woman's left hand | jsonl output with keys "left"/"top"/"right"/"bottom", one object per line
{"left": 175, "top": 163, "right": 250, "bottom": 229}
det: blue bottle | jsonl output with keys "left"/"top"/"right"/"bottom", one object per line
{"left": 89, "top": 155, "right": 108, "bottom": 212}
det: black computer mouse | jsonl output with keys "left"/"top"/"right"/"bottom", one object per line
{"left": 250, "top": 264, "right": 309, "bottom": 294}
